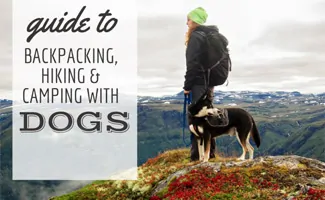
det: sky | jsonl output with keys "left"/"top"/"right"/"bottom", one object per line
{"left": 1, "top": 0, "right": 325, "bottom": 99}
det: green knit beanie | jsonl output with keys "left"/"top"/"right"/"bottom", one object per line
{"left": 187, "top": 7, "right": 208, "bottom": 25}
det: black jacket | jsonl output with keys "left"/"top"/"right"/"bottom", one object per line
{"left": 183, "top": 25, "right": 220, "bottom": 91}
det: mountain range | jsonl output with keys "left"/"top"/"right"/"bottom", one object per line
{"left": 1, "top": 90, "right": 324, "bottom": 200}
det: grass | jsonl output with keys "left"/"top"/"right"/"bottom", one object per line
{"left": 2, "top": 100, "right": 325, "bottom": 199}
{"left": 51, "top": 149, "right": 325, "bottom": 200}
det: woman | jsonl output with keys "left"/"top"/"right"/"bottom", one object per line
{"left": 183, "top": 7, "right": 217, "bottom": 161}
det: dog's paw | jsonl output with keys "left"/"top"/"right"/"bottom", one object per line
{"left": 199, "top": 155, "right": 205, "bottom": 162}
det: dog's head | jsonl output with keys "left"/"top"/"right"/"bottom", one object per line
{"left": 195, "top": 107, "right": 224, "bottom": 118}
{"left": 195, "top": 107, "right": 229, "bottom": 128}
{"left": 188, "top": 92, "right": 214, "bottom": 117}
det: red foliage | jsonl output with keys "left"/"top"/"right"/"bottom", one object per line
{"left": 149, "top": 166, "right": 325, "bottom": 200}
{"left": 150, "top": 195, "right": 162, "bottom": 200}
{"left": 153, "top": 167, "right": 245, "bottom": 200}
{"left": 250, "top": 178, "right": 279, "bottom": 191}
{"left": 304, "top": 188, "right": 325, "bottom": 200}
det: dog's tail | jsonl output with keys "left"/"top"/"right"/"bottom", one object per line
{"left": 251, "top": 117, "right": 261, "bottom": 148}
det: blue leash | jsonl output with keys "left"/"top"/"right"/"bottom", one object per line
{"left": 182, "top": 92, "right": 193, "bottom": 147}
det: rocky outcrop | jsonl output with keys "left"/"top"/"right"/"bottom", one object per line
{"left": 50, "top": 149, "right": 325, "bottom": 200}
{"left": 151, "top": 155, "right": 325, "bottom": 200}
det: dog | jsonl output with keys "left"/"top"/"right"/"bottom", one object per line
{"left": 187, "top": 92, "right": 261, "bottom": 163}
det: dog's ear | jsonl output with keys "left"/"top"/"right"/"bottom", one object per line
{"left": 187, "top": 90, "right": 211, "bottom": 116}
{"left": 187, "top": 103, "right": 197, "bottom": 116}
{"left": 200, "top": 92, "right": 209, "bottom": 100}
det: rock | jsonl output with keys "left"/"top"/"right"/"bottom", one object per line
{"left": 150, "top": 155, "right": 325, "bottom": 198}
{"left": 275, "top": 158, "right": 301, "bottom": 169}
{"left": 319, "top": 177, "right": 325, "bottom": 184}
{"left": 150, "top": 162, "right": 222, "bottom": 196}
{"left": 263, "top": 155, "right": 325, "bottom": 171}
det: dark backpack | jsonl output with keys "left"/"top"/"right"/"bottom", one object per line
{"left": 196, "top": 30, "right": 232, "bottom": 87}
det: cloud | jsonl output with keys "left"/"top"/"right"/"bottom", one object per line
{"left": 0, "top": 0, "right": 12, "bottom": 96}
{"left": 1, "top": 0, "right": 325, "bottom": 98}
{"left": 311, "top": 0, "right": 325, "bottom": 16}
{"left": 137, "top": 15, "right": 188, "bottom": 95}
{"left": 222, "top": 54, "right": 325, "bottom": 94}
{"left": 137, "top": 14, "right": 325, "bottom": 95}
{"left": 238, "top": 17, "right": 325, "bottom": 94}
{"left": 250, "top": 20, "right": 325, "bottom": 54}
{"left": 233, "top": 55, "right": 325, "bottom": 80}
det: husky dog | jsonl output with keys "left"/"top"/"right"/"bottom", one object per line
{"left": 188, "top": 94, "right": 261, "bottom": 162}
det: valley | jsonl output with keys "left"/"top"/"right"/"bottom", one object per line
{"left": 0, "top": 90, "right": 324, "bottom": 200}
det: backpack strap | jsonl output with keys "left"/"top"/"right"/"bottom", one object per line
{"left": 206, "top": 54, "right": 227, "bottom": 88}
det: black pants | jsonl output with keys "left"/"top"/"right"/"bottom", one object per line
{"left": 188, "top": 85, "right": 216, "bottom": 161}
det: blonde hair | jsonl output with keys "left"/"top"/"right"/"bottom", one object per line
{"left": 185, "top": 27, "right": 195, "bottom": 47}
{"left": 184, "top": 23, "right": 199, "bottom": 47}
